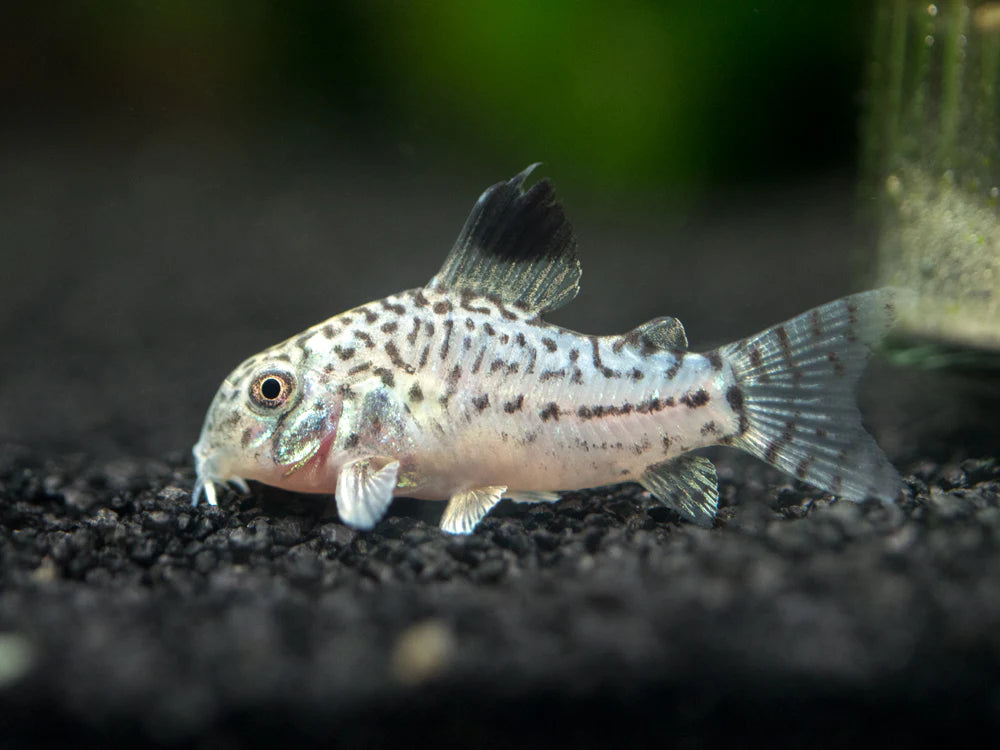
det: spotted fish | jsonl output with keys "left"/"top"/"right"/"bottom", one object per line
{"left": 192, "top": 165, "right": 905, "bottom": 534}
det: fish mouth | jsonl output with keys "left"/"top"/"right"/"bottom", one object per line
{"left": 192, "top": 444, "right": 249, "bottom": 507}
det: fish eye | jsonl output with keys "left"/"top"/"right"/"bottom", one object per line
{"left": 249, "top": 370, "right": 295, "bottom": 409}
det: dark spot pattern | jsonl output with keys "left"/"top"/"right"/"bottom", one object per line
{"left": 777, "top": 326, "right": 794, "bottom": 364}
{"left": 707, "top": 351, "right": 723, "bottom": 370}
{"left": 541, "top": 337, "right": 557, "bottom": 352}
{"left": 335, "top": 345, "right": 356, "bottom": 361}
{"left": 380, "top": 321, "right": 398, "bottom": 334}
{"left": 381, "top": 300, "right": 406, "bottom": 315}
{"left": 472, "top": 347, "right": 486, "bottom": 374}
{"left": 764, "top": 420, "right": 796, "bottom": 464}
{"left": 471, "top": 393, "right": 491, "bottom": 411}
{"left": 811, "top": 309, "right": 823, "bottom": 338}
{"left": 828, "top": 351, "right": 846, "bottom": 377}
{"left": 680, "top": 388, "right": 709, "bottom": 408}
{"left": 408, "top": 383, "right": 423, "bottom": 402}
{"left": 384, "top": 341, "right": 415, "bottom": 374}
{"left": 433, "top": 300, "right": 452, "bottom": 315}
{"left": 539, "top": 403, "right": 560, "bottom": 422}
{"left": 347, "top": 362, "right": 372, "bottom": 376}
{"left": 407, "top": 318, "right": 421, "bottom": 345}
{"left": 726, "top": 385, "right": 748, "bottom": 434}
{"left": 373, "top": 367, "right": 395, "bottom": 387}
{"left": 503, "top": 395, "right": 524, "bottom": 413}
{"left": 439, "top": 320, "right": 454, "bottom": 360}
{"left": 665, "top": 355, "right": 683, "bottom": 379}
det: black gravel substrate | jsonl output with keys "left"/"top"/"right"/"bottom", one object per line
{"left": 3, "top": 444, "right": 1000, "bottom": 747}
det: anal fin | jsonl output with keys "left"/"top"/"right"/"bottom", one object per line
{"left": 639, "top": 455, "right": 719, "bottom": 528}
{"left": 440, "top": 486, "right": 507, "bottom": 534}
{"left": 504, "top": 490, "right": 560, "bottom": 504}
{"left": 335, "top": 457, "right": 400, "bottom": 530}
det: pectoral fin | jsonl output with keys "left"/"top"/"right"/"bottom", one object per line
{"left": 639, "top": 455, "right": 719, "bottom": 528}
{"left": 440, "top": 486, "right": 507, "bottom": 534}
{"left": 335, "top": 457, "right": 400, "bottom": 530}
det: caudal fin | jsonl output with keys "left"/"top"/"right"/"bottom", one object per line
{"left": 720, "top": 289, "right": 908, "bottom": 503}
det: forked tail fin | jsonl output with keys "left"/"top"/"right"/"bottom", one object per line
{"left": 720, "top": 289, "right": 909, "bottom": 503}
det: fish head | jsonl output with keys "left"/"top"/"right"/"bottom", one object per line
{"left": 192, "top": 351, "right": 344, "bottom": 505}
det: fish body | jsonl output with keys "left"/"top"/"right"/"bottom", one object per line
{"left": 194, "top": 166, "right": 904, "bottom": 533}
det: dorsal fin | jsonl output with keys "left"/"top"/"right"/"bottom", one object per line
{"left": 626, "top": 316, "right": 688, "bottom": 354}
{"left": 427, "top": 164, "right": 581, "bottom": 315}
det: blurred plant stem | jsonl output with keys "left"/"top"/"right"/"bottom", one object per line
{"left": 865, "top": 0, "right": 1000, "bottom": 352}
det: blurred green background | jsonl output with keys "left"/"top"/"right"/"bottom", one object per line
{"left": 2, "top": 0, "right": 868, "bottom": 202}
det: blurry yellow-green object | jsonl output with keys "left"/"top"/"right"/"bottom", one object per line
{"left": 866, "top": 0, "right": 1000, "bottom": 351}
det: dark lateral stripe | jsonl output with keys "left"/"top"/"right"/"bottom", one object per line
{"left": 577, "top": 397, "right": 674, "bottom": 420}
{"left": 539, "top": 368, "right": 566, "bottom": 382}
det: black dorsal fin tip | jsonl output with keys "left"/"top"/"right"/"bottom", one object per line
{"left": 428, "top": 165, "right": 582, "bottom": 316}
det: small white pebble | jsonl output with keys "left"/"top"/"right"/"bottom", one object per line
{"left": 391, "top": 620, "right": 456, "bottom": 686}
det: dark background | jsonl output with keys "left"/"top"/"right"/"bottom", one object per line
{"left": 2, "top": 2, "right": 999, "bottom": 747}
{"left": 1, "top": 0, "right": 878, "bottom": 458}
